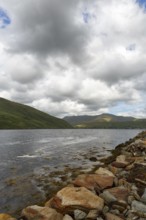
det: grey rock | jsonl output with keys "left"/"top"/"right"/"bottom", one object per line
{"left": 100, "top": 190, "right": 117, "bottom": 204}
{"left": 102, "top": 205, "right": 109, "bottom": 215}
{"left": 141, "top": 188, "right": 146, "bottom": 204}
{"left": 132, "top": 200, "right": 146, "bottom": 213}
{"left": 74, "top": 209, "right": 87, "bottom": 220}
{"left": 110, "top": 209, "right": 120, "bottom": 215}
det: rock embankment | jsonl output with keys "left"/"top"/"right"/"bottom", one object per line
{"left": 1, "top": 131, "right": 146, "bottom": 220}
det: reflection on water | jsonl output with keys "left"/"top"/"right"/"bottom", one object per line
{"left": 0, "top": 129, "right": 142, "bottom": 215}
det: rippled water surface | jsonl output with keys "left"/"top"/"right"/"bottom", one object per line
{"left": 0, "top": 129, "right": 142, "bottom": 215}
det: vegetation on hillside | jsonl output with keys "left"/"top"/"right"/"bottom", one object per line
{"left": 64, "top": 113, "right": 146, "bottom": 129}
{"left": 0, "top": 98, "right": 72, "bottom": 129}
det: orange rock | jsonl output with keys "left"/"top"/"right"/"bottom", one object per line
{"left": 22, "top": 205, "right": 63, "bottom": 220}
{"left": 0, "top": 214, "right": 16, "bottom": 220}
{"left": 95, "top": 167, "right": 115, "bottom": 177}
{"left": 73, "top": 174, "right": 114, "bottom": 190}
{"left": 46, "top": 186, "right": 104, "bottom": 213}
{"left": 104, "top": 186, "right": 129, "bottom": 202}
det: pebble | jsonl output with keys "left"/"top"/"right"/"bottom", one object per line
{"left": 74, "top": 209, "right": 87, "bottom": 220}
{"left": 86, "top": 210, "right": 99, "bottom": 219}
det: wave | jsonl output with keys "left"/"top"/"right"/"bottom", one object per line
{"left": 17, "top": 154, "right": 38, "bottom": 158}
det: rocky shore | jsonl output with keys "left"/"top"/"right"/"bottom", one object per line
{"left": 1, "top": 131, "right": 146, "bottom": 220}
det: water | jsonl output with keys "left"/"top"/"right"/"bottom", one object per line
{"left": 0, "top": 129, "right": 142, "bottom": 215}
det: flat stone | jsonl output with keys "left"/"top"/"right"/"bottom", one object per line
{"left": 95, "top": 167, "right": 115, "bottom": 177}
{"left": 74, "top": 209, "right": 87, "bottom": 220}
{"left": 132, "top": 200, "right": 146, "bottom": 213}
{"left": 46, "top": 186, "right": 104, "bottom": 213}
{"left": 22, "top": 205, "right": 63, "bottom": 220}
{"left": 105, "top": 212, "right": 124, "bottom": 220}
{"left": 104, "top": 187, "right": 129, "bottom": 202}
{"left": 73, "top": 174, "right": 114, "bottom": 190}
{"left": 0, "top": 214, "right": 16, "bottom": 220}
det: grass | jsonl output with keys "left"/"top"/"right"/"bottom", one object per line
{"left": 0, "top": 98, "right": 72, "bottom": 129}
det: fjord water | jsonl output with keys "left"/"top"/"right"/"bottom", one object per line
{"left": 0, "top": 129, "right": 142, "bottom": 214}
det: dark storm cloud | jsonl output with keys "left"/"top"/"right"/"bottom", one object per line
{"left": 7, "top": 0, "right": 89, "bottom": 64}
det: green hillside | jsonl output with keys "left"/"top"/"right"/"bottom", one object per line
{"left": 0, "top": 98, "right": 72, "bottom": 129}
{"left": 64, "top": 113, "right": 146, "bottom": 129}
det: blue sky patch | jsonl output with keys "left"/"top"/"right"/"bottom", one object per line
{"left": 0, "top": 8, "right": 11, "bottom": 28}
{"left": 126, "top": 44, "right": 136, "bottom": 51}
{"left": 82, "top": 11, "right": 91, "bottom": 24}
{"left": 136, "top": 0, "right": 146, "bottom": 9}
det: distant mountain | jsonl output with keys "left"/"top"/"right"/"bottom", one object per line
{"left": 0, "top": 98, "right": 72, "bottom": 129}
{"left": 63, "top": 113, "right": 146, "bottom": 129}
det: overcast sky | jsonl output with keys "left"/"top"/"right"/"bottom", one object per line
{"left": 0, "top": 0, "right": 146, "bottom": 118}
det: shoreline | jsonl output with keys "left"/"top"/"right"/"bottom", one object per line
{"left": 1, "top": 130, "right": 146, "bottom": 220}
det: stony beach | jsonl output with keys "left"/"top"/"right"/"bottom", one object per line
{"left": 1, "top": 131, "right": 146, "bottom": 220}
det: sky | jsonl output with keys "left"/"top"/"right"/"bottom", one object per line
{"left": 0, "top": 0, "right": 146, "bottom": 118}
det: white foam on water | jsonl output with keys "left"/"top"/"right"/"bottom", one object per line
{"left": 17, "top": 154, "right": 38, "bottom": 158}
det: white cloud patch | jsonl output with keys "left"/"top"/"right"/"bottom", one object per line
{"left": 0, "top": 0, "right": 146, "bottom": 117}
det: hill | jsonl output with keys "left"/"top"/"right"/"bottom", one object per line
{"left": 63, "top": 113, "right": 146, "bottom": 129}
{"left": 0, "top": 98, "right": 72, "bottom": 129}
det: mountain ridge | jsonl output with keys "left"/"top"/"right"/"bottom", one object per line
{"left": 63, "top": 113, "right": 146, "bottom": 128}
{"left": 0, "top": 97, "right": 72, "bottom": 129}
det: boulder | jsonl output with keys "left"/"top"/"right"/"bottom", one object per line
{"left": 95, "top": 167, "right": 115, "bottom": 177}
{"left": 0, "top": 214, "right": 16, "bottom": 220}
{"left": 73, "top": 174, "right": 114, "bottom": 191}
{"left": 46, "top": 186, "right": 104, "bottom": 213}
{"left": 105, "top": 212, "right": 124, "bottom": 220}
{"left": 22, "top": 205, "right": 63, "bottom": 220}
